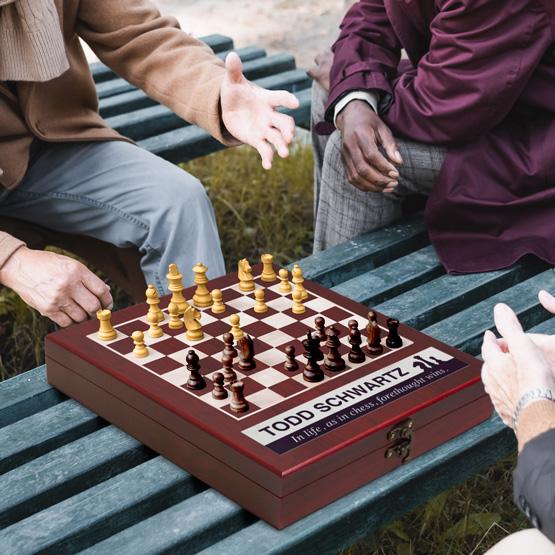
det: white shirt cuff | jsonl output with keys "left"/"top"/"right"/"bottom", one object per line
{"left": 333, "top": 90, "right": 379, "bottom": 127}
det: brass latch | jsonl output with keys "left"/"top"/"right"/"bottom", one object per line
{"left": 384, "top": 418, "right": 414, "bottom": 464}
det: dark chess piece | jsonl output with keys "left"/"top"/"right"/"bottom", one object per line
{"left": 313, "top": 316, "right": 326, "bottom": 342}
{"left": 348, "top": 320, "right": 366, "bottom": 363}
{"left": 306, "top": 331, "right": 324, "bottom": 361}
{"left": 222, "top": 332, "right": 238, "bottom": 360}
{"left": 284, "top": 345, "right": 299, "bottom": 372}
{"left": 366, "top": 310, "right": 383, "bottom": 355}
{"left": 211, "top": 372, "right": 228, "bottom": 400}
{"left": 238, "top": 334, "right": 256, "bottom": 371}
{"left": 230, "top": 381, "right": 249, "bottom": 413}
{"left": 222, "top": 353, "right": 237, "bottom": 384}
{"left": 185, "top": 350, "right": 206, "bottom": 390}
{"left": 324, "top": 325, "right": 346, "bottom": 372}
{"left": 302, "top": 336, "right": 324, "bottom": 382}
{"left": 386, "top": 318, "right": 403, "bottom": 348}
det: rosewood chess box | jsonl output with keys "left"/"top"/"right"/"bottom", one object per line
{"left": 45, "top": 266, "right": 492, "bottom": 528}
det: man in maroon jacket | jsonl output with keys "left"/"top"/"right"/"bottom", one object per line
{"left": 309, "top": 0, "right": 555, "bottom": 274}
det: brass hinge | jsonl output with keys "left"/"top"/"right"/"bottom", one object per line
{"left": 384, "top": 418, "right": 414, "bottom": 464}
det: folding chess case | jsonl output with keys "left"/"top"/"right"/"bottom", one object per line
{"left": 45, "top": 267, "right": 492, "bottom": 529}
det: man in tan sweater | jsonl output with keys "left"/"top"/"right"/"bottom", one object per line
{"left": 0, "top": 0, "right": 298, "bottom": 327}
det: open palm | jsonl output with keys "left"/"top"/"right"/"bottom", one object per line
{"left": 221, "top": 53, "right": 299, "bottom": 169}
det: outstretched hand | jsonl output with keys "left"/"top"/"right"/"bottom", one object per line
{"left": 221, "top": 52, "right": 300, "bottom": 170}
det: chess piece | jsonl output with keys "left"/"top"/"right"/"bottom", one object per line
{"left": 222, "top": 353, "right": 237, "bottom": 384}
{"left": 166, "top": 263, "right": 188, "bottom": 314}
{"left": 284, "top": 345, "right": 299, "bottom": 371}
{"left": 222, "top": 332, "right": 238, "bottom": 360}
{"left": 229, "top": 313, "right": 244, "bottom": 341}
{"left": 254, "top": 288, "right": 268, "bottom": 314}
{"left": 238, "top": 258, "right": 255, "bottom": 292}
{"left": 237, "top": 335, "right": 256, "bottom": 371}
{"left": 324, "top": 326, "right": 346, "bottom": 372}
{"left": 192, "top": 262, "right": 212, "bottom": 308}
{"left": 211, "top": 372, "right": 228, "bottom": 400}
{"left": 302, "top": 335, "right": 324, "bottom": 382}
{"left": 211, "top": 289, "right": 226, "bottom": 314}
{"left": 386, "top": 318, "right": 403, "bottom": 348}
{"left": 292, "top": 288, "right": 305, "bottom": 314}
{"left": 260, "top": 253, "right": 277, "bottom": 282}
{"left": 313, "top": 316, "right": 326, "bottom": 342}
{"left": 96, "top": 309, "right": 117, "bottom": 341}
{"left": 185, "top": 350, "right": 206, "bottom": 390}
{"left": 168, "top": 301, "right": 184, "bottom": 330}
{"left": 366, "top": 310, "right": 383, "bottom": 355}
{"left": 145, "top": 284, "right": 164, "bottom": 323}
{"left": 131, "top": 330, "right": 149, "bottom": 358}
{"left": 291, "top": 264, "right": 308, "bottom": 300}
{"left": 278, "top": 268, "right": 292, "bottom": 293}
{"left": 230, "top": 381, "right": 249, "bottom": 413}
{"left": 348, "top": 320, "right": 366, "bottom": 363}
{"left": 147, "top": 309, "right": 164, "bottom": 339}
{"left": 184, "top": 305, "right": 203, "bottom": 341}
{"left": 306, "top": 331, "right": 324, "bottom": 361}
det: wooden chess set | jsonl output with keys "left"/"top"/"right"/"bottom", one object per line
{"left": 45, "top": 255, "right": 492, "bottom": 528}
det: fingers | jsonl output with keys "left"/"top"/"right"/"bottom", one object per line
{"left": 481, "top": 329, "right": 503, "bottom": 362}
{"left": 377, "top": 123, "right": 403, "bottom": 166}
{"left": 360, "top": 136, "right": 398, "bottom": 177}
{"left": 256, "top": 140, "right": 274, "bottom": 170}
{"left": 224, "top": 52, "right": 244, "bottom": 85}
{"left": 493, "top": 303, "right": 525, "bottom": 340}
{"left": 73, "top": 283, "right": 103, "bottom": 317}
{"left": 265, "top": 128, "right": 289, "bottom": 158}
{"left": 343, "top": 144, "right": 397, "bottom": 192}
{"left": 539, "top": 290, "right": 555, "bottom": 315}
{"left": 267, "top": 90, "right": 300, "bottom": 110}
{"left": 50, "top": 312, "right": 73, "bottom": 328}
{"left": 271, "top": 113, "right": 295, "bottom": 144}
{"left": 81, "top": 271, "right": 113, "bottom": 309}
{"left": 59, "top": 298, "right": 88, "bottom": 323}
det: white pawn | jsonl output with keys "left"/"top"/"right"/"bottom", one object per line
{"left": 168, "top": 301, "right": 183, "bottom": 330}
{"left": 254, "top": 288, "right": 268, "bottom": 313}
{"left": 132, "top": 330, "right": 149, "bottom": 358}
{"left": 292, "top": 264, "right": 308, "bottom": 300}
{"left": 147, "top": 310, "right": 163, "bottom": 338}
{"left": 229, "top": 313, "right": 244, "bottom": 341}
{"left": 292, "top": 288, "right": 305, "bottom": 315}
{"left": 211, "top": 289, "right": 226, "bottom": 314}
{"left": 278, "top": 268, "right": 292, "bottom": 293}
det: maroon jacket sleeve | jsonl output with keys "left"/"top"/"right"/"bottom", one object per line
{"left": 327, "top": 0, "right": 553, "bottom": 145}
{"left": 326, "top": 0, "right": 401, "bottom": 116}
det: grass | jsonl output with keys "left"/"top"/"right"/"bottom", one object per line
{"left": 0, "top": 140, "right": 525, "bottom": 552}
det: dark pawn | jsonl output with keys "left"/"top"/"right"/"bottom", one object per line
{"left": 366, "top": 310, "right": 383, "bottom": 355}
{"left": 222, "top": 332, "right": 238, "bottom": 360}
{"left": 237, "top": 334, "right": 256, "bottom": 371}
{"left": 313, "top": 316, "right": 326, "bottom": 342}
{"left": 302, "top": 336, "right": 324, "bottom": 382}
{"left": 186, "top": 350, "right": 206, "bottom": 390}
{"left": 348, "top": 320, "right": 366, "bottom": 363}
{"left": 284, "top": 345, "right": 299, "bottom": 372}
{"left": 386, "top": 318, "right": 403, "bottom": 348}
{"left": 230, "top": 381, "right": 249, "bottom": 413}
{"left": 212, "top": 372, "right": 228, "bottom": 400}
{"left": 324, "top": 326, "right": 346, "bottom": 372}
{"left": 222, "top": 353, "right": 237, "bottom": 384}
{"left": 306, "top": 331, "right": 324, "bottom": 361}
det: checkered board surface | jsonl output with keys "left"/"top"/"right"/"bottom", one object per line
{"left": 86, "top": 273, "right": 413, "bottom": 420}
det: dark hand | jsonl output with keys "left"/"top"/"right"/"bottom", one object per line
{"left": 336, "top": 100, "right": 403, "bottom": 193}
{"left": 307, "top": 50, "right": 333, "bottom": 92}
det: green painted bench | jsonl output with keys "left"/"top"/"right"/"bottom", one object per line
{"left": 1, "top": 33, "right": 554, "bottom": 554}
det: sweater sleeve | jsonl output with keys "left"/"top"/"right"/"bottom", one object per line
{"left": 0, "top": 231, "right": 25, "bottom": 270}
{"left": 75, "top": 0, "right": 233, "bottom": 145}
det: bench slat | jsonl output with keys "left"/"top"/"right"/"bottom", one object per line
{"left": 0, "top": 458, "right": 205, "bottom": 554}
{"left": 90, "top": 34, "right": 235, "bottom": 83}
{"left": 0, "top": 426, "right": 150, "bottom": 529}
{"left": 332, "top": 245, "right": 444, "bottom": 306}
{"left": 376, "top": 259, "right": 546, "bottom": 330}
{"left": 0, "top": 399, "right": 104, "bottom": 475}
{"left": 105, "top": 69, "right": 311, "bottom": 141}
{"left": 0, "top": 365, "right": 64, "bottom": 429}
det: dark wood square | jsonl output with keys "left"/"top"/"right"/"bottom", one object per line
{"left": 283, "top": 307, "right": 317, "bottom": 322}
{"left": 196, "top": 337, "right": 224, "bottom": 356}
{"left": 203, "top": 320, "right": 230, "bottom": 338}
{"left": 152, "top": 337, "right": 188, "bottom": 355}
{"left": 242, "top": 320, "right": 275, "bottom": 338}
{"left": 244, "top": 306, "right": 279, "bottom": 320}
{"left": 270, "top": 378, "right": 307, "bottom": 397}
{"left": 108, "top": 337, "right": 134, "bottom": 355}
{"left": 145, "top": 356, "right": 183, "bottom": 375}
{"left": 281, "top": 321, "right": 313, "bottom": 339}
{"left": 321, "top": 306, "right": 353, "bottom": 322}
{"left": 116, "top": 320, "right": 149, "bottom": 336}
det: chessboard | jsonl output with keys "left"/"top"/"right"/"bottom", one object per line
{"left": 45, "top": 258, "right": 492, "bottom": 529}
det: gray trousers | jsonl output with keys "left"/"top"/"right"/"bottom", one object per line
{"left": 0, "top": 140, "right": 225, "bottom": 293}
{"left": 312, "top": 82, "right": 447, "bottom": 252}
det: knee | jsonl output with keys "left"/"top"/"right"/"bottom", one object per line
{"left": 156, "top": 172, "right": 211, "bottom": 217}
{"left": 311, "top": 81, "right": 329, "bottom": 123}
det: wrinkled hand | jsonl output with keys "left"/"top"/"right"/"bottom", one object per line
{"left": 0, "top": 247, "right": 112, "bottom": 327}
{"left": 307, "top": 50, "right": 333, "bottom": 91}
{"left": 336, "top": 100, "right": 403, "bottom": 193}
{"left": 481, "top": 303, "right": 555, "bottom": 427}
{"left": 221, "top": 52, "right": 300, "bottom": 170}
